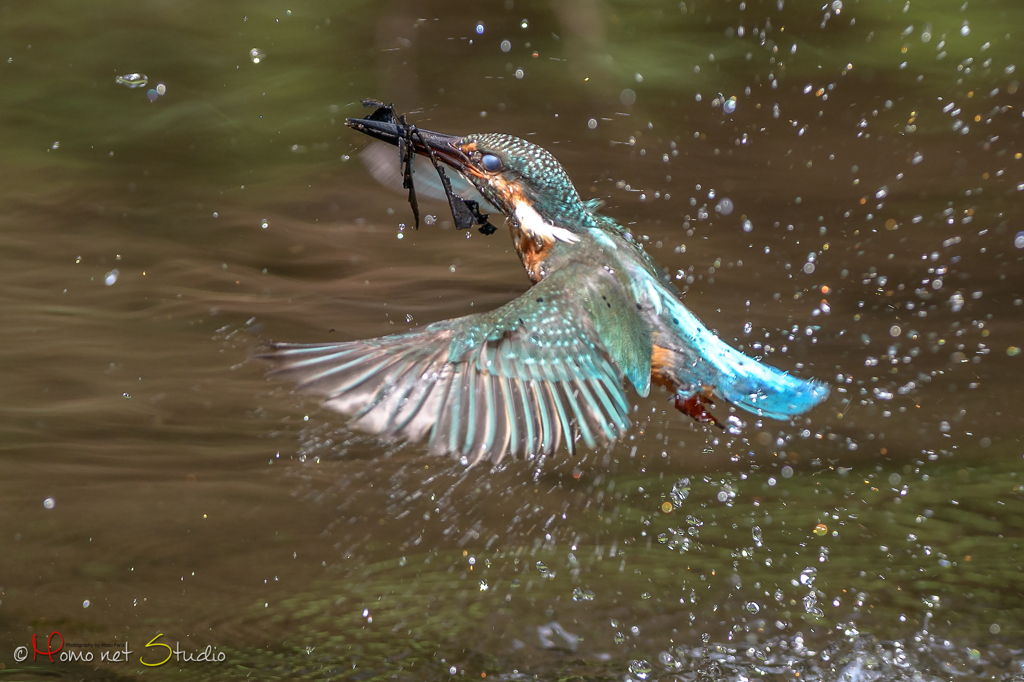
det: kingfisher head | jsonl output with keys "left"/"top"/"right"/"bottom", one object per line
{"left": 347, "top": 113, "right": 594, "bottom": 240}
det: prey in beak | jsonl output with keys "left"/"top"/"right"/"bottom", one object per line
{"left": 346, "top": 100, "right": 497, "bottom": 235}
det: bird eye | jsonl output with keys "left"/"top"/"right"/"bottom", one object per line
{"left": 481, "top": 153, "right": 502, "bottom": 172}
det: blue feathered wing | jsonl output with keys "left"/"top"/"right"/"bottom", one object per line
{"left": 260, "top": 266, "right": 643, "bottom": 464}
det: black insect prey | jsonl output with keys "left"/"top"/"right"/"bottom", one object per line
{"left": 358, "top": 100, "right": 497, "bottom": 235}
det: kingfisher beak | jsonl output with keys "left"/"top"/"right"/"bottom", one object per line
{"left": 345, "top": 117, "right": 470, "bottom": 171}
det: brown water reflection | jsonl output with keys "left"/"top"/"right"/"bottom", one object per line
{"left": 1, "top": 0, "right": 1023, "bottom": 679}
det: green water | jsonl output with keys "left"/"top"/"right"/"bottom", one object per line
{"left": 1, "top": 0, "right": 1022, "bottom": 680}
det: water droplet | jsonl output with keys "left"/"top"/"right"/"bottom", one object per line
{"left": 722, "top": 96, "right": 737, "bottom": 114}
{"left": 799, "top": 567, "right": 817, "bottom": 585}
{"left": 949, "top": 292, "right": 964, "bottom": 312}
{"left": 889, "top": 325, "right": 901, "bottom": 337}
{"left": 82, "top": 600, "right": 90, "bottom": 608}
{"left": 752, "top": 526, "right": 763, "bottom": 547}
{"left": 813, "top": 523, "right": 828, "bottom": 536}
{"left": 1014, "top": 231, "right": 1024, "bottom": 248}
{"left": 475, "top": 22, "right": 485, "bottom": 35}
{"left": 572, "top": 587, "right": 595, "bottom": 601}
{"left": 781, "top": 465, "right": 794, "bottom": 478}
{"left": 514, "top": 68, "right": 524, "bottom": 79}
{"left": 146, "top": 89, "right": 158, "bottom": 102}
{"left": 587, "top": 118, "right": 597, "bottom": 130}
{"left": 104, "top": 269, "right": 119, "bottom": 286}
{"left": 155, "top": 83, "right": 166, "bottom": 96}
{"left": 500, "top": 39, "right": 511, "bottom": 52}
{"left": 520, "top": 19, "right": 529, "bottom": 29}
{"left": 1008, "top": 346, "right": 1020, "bottom": 357}
{"left": 803, "top": 262, "right": 815, "bottom": 274}
{"left": 742, "top": 218, "right": 753, "bottom": 232}
{"left": 745, "top": 601, "right": 760, "bottom": 614}
{"left": 43, "top": 497, "right": 56, "bottom": 509}
{"left": 261, "top": 218, "right": 269, "bottom": 229}
{"left": 51, "top": 141, "right": 60, "bottom": 150}
{"left": 641, "top": 592, "right": 651, "bottom": 600}
{"left": 116, "top": 73, "right": 148, "bottom": 88}
{"left": 714, "top": 197, "right": 734, "bottom": 215}
{"left": 620, "top": 88, "right": 636, "bottom": 106}
{"left": 628, "top": 659, "right": 653, "bottom": 679}
{"left": 249, "top": 48, "right": 265, "bottom": 63}
{"left": 831, "top": 0, "right": 843, "bottom": 10}
{"left": 959, "top": 21, "right": 970, "bottom": 36}
{"left": 670, "top": 478, "right": 690, "bottom": 505}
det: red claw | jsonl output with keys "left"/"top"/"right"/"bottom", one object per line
{"left": 674, "top": 391, "right": 724, "bottom": 430}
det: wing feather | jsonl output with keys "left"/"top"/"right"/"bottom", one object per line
{"left": 259, "top": 265, "right": 636, "bottom": 464}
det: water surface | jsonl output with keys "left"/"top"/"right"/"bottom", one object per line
{"left": 1, "top": 0, "right": 1022, "bottom": 679}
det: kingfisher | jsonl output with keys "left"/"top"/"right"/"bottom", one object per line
{"left": 260, "top": 109, "right": 829, "bottom": 465}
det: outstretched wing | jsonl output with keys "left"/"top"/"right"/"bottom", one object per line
{"left": 260, "top": 267, "right": 637, "bottom": 465}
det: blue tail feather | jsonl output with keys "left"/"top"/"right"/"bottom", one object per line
{"left": 661, "top": 296, "right": 829, "bottom": 419}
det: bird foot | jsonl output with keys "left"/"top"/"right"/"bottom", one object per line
{"left": 673, "top": 391, "right": 724, "bottom": 430}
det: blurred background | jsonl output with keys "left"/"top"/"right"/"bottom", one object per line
{"left": 1, "top": 0, "right": 1022, "bottom": 679}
